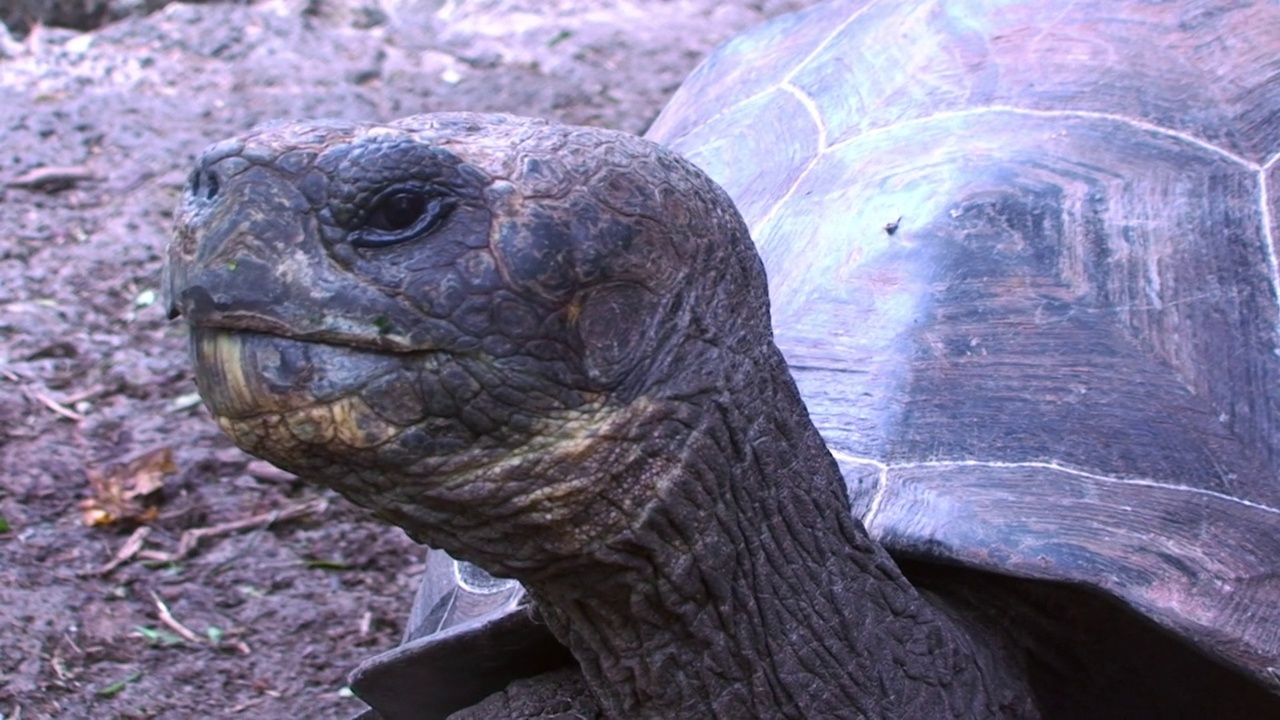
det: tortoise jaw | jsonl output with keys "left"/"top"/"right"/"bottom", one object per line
{"left": 191, "top": 327, "right": 272, "bottom": 420}
{"left": 191, "top": 327, "right": 421, "bottom": 438}
{"left": 191, "top": 327, "right": 348, "bottom": 420}
{"left": 185, "top": 310, "right": 428, "bottom": 354}
{"left": 189, "top": 327, "right": 657, "bottom": 570}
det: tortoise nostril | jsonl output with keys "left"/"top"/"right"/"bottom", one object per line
{"left": 187, "top": 165, "right": 221, "bottom": 201}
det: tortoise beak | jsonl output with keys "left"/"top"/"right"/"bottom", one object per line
{"left": 162, "top": 273, "right": 183, "bottom": 320}
{"left": 166, "top": 159, "right": 309, "bottom": 327}
{"left": 163, "top": 221, "right": 209, "bottom": 321}
{"left": 162, "top": 223, "right": 190, "bottom": 321}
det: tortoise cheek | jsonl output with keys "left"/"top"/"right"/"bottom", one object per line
{"left": 492, "top": 193, "right": 674, "bottom": 301}
{"left": 492, "top": 209, "right": 581, "bottom": 302}
{"left": 574, "top": 282, "right": 662, "bottom": 389}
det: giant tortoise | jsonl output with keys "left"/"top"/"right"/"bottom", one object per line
{"left": 164, "top": 0, "right": 1280, "bottom": 717}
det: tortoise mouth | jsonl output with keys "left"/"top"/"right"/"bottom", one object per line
{"left": 190, "top": 328, "right": 434, "bottom": 471}
{"left": 191, "top": 327, "right": 416, "bottom": 419}
{"left": 179, "top": 303, "right": 433, "bottom": 355}
{"left": 188, "top": 328, "right": 559, "bottom": 482}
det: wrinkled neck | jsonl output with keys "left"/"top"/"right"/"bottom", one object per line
{"left": 527, "top": 346, "right": 1029, "bottom": 718}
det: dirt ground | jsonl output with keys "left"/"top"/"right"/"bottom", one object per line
{"left": 0, "top": 1, "right": 814, "bottom": 717}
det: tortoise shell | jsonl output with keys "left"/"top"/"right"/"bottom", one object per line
{"left": 648, "top": 0, "right": 1280, "bottom": 689}
{"left": 354, "top": 0, "right": 1280, "bottom": 712}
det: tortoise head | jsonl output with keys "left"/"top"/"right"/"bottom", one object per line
{"left": 165, "top": 113, "right": 768, "bottom": 578}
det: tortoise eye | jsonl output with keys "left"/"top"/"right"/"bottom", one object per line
{"left": 353, "top": 190, "right": 454, "bottom": 248}
{"left": 368, "top": 192, "right": 428, "bottom": 232}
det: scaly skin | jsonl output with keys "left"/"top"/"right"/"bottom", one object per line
{"left": 166, "top": 113, "right": 1036, "bottom": 718}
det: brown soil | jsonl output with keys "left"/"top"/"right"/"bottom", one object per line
{"left": 0, "top": 1, "right": 813, "bottom": 717}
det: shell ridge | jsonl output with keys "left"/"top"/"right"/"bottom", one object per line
{"left": 825, "top": 105, "right": 1259, "bottom": 170}
{"left": 1261, "top": 169, "right": 1280, "bottom": 340}
{"left": 747, "top": 148, "right": 823, "bottom": 241}
{"left": 781, "top": 82, "right": 829, "bottom": 151}
{"left": 653, "top": 0, "right": 877, "bottom": 156}
{"left": 829, "top": 449, "right": 890, "bottom": 524}
{"left": 780, "top": 0, "right": 881, "bottom": 86}
{"left": 861, "top": 464, "right": 890, "bottom": 529}
{"left": 884, "top": 459, "right": 1280, "bottom": 516}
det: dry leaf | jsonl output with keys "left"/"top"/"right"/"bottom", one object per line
{"left": 79, "top": 447, "right": 176, "bottom": 527}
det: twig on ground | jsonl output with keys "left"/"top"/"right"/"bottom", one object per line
{"left": 49, "top": 652, "right": 71, "bottom": 681}
{"left": 8, "top": 165, "right": 96, "bottom": 191}
{"left": 62, "top": 384, "right": 112, "bottom": 405}
{"left": 137, "top": 498, "right": 329, "bottom": 563}
{"left": 229, "top": 698, "right": 266, "bottom": 714}
{"left": 91, "top": 526, "right": 152, "bottom": 576}
{"left": 61, "top": 631, "right": 83, "bottom": 656}
{"left": 31, "top": 390, "right": 85, "bottom": 422}
{"left": 150, "top": 591, "right": 205, "bottom": 645}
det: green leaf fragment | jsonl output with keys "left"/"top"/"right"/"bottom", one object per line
{"left": 134, "top": 625, "right": 183, "bottom": 646}
{"left": 96, "top": 670, "right": 143, "bottom": 697}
